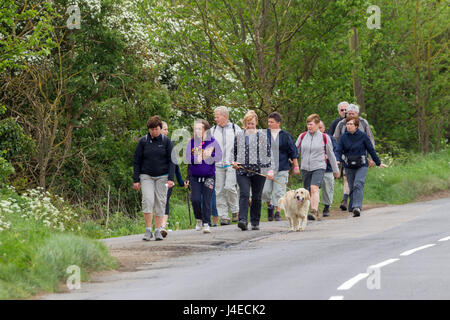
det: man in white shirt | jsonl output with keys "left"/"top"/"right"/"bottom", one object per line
{"left": 212, "top": 106, "right": 241, "bottom": 225}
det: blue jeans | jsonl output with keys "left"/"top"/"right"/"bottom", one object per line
{"left": 346, "top": 166, "right": 368, "bottom": 211}
{"left": 211, "top": 190, "right": 218, "bottom": 217}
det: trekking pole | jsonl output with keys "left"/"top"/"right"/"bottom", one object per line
{"left": 185, "top": 187, "right": 192, "bottom": 227}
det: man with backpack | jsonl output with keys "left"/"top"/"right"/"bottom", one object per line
{"left": 212, "top": 106, "right": 241, "bottom": 225}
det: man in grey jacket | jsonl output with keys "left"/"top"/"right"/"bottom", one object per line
{"left": 296, "top": 114, "right": 340, "bottom": 221}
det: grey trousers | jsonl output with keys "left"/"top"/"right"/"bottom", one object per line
{"left": 320, "top": 172, "right": 335, "bottom": 206}
{"left": 346, "top": 166, "right": 368, "bottom": 211}
{"left": 215, "top": 166, "right": 239, "bottom": 219}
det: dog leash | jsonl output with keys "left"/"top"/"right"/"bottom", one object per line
{"left": 236, "top": 165, "right": 293, "bottom": 192}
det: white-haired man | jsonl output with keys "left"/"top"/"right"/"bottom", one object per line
{"left": 333, "top": 103, "right": 375, "bottom": 211}
{"left": 212, "top": 106, "right": 241, "bottom": 225}
{"left": 328, "top": 101, "right": 349, "bottom": 137}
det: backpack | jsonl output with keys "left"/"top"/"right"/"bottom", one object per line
{"left": 212, "top": 123, "right": 236, "bottom": 136}
{"left": 296, "top": 131, "right": 328, "bottom": 164}
{"left": 143, "top": 133, "right": 170, "bottom": 156}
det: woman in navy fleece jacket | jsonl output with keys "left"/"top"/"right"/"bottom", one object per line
{"left": 185, "top": 119, "right": 222, "bottom": 233}
{"left": 335, "top": 116, "right": 383, "bottom": 217}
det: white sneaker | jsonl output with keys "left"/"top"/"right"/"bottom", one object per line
{"left": 203, "top": 223, "right": 211, "bottom": 234}
{"left": 195, "top": 219, "right": 202, "bottom": 231}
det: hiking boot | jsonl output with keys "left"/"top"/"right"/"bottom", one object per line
{"left": 274, "top": 211, "right": 282, "bottom": 221}
{"left": 308, "top": 209, "right": 319, "bottom": 221}
{"left": 251, "top": 225, "right": 260, "bottom": 231}
{"left": 340, "top": 200, "right": 348, "bottom": 211}
{"left": 154, "top": 229, "right": 164, "bottom": 241}
{"left": 232, "top": 212, "right": 239, "bottom": 223}
{"left": 353, "top": 208, "right": 361, "bottom": 217}
{"left": 307, "top": 209, "right": 316, "bottom": 221}
{"left": 203, "top": 223, "right": 211, "bottom": 234}
{"left": 221, "top": 218, "right": 230, "bottom": 225}
{"left": 195, "top": 219, "right": 203, "bottom": 231}
{"left": 323, "top": 206, "right": 330, "bottom": 217}
{"left": 160, "top": 227, "right": 168, "bottom": 238}
{"left": 142, "top": 229, "right": 153, "bottom": 241}
{"left": 267, "top": 205, "right": 274, "bottom": 221}
{"left": 238, "top": 220, "right": 248, "bottom": 231}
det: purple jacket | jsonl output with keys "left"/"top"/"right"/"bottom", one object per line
{"left": 186, "top": 136, "right": 222, "bottom": 177}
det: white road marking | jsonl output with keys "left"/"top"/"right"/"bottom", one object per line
{"left": 337, "top": 273, "right": 369, "bottom": 291}
{"left": 438, "top": 236, "right": 450, "bottom": 242}
{"left": 329, "top": 296, "right": 344, "bottom": 300}
{"left": 400, "top": 244, "right": 436, "bottom": 256}
{"left": 368, "top": 258, "right": 400, "bottom": 269}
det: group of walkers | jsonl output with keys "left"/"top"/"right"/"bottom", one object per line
{"left": 133, "top": 103, "right": 383, "bottom": 241}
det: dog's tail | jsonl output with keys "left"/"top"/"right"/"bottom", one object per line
{"left": 277, "top": 198, "right": 285, "bottom": 213}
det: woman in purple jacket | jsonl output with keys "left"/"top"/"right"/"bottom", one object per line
{"left": 185, "top": 119, "right": 222, "bottom": 233}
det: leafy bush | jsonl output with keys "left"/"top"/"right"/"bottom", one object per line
{"left": 0, "top": 156, "right": 14, "bottom": 185}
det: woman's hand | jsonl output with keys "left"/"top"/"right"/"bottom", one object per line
{"left": 293, "top": 166, "right": 300, "bottom": 175}
{"left": 133, "top": 182, "right": 141, "bottom": 191}
{"left": 203, "top": 147, "right": 214, "bottom": 159}
{"left": 333, "top": 172, "right": 340, "bottom": 179}
{"left": 167, "top": 180, "right": 175, "bottom": 188}
{"left": 267, "top": 170, "right": 274, "bottom": 180}
{"left": 184, "top": 180, "right": 190, "bottom": 188}
{"left": 232, "top": 162, "right": 240, "bottom": 170}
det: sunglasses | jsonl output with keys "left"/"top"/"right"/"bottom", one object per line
{"left": 340, "top": 109, "right": 346, "bottom": 112}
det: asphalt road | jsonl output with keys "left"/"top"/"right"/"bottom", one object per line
{"left": 43, "top": 197, "right": 450, "bottom": 300}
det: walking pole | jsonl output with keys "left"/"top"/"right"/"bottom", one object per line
{"left": 186, "top": 187, "right": 192, "bottom": 227}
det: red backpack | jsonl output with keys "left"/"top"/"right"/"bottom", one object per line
{"left": 296, "top": 132, "right": 328, "bottom": 164}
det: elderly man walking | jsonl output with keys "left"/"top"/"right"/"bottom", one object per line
{"left": 212, "top": 106, "right": 241, "bottom": 225}
{"left": 328, "top": 101, "right": 349, "bottom": 137}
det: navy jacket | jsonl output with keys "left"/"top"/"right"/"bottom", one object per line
{"left": 328, "top": 117, "right": 344, "bottom": 137}
{"left": 335, "top": 129, "right": 381, "bottom": 168}
{"left": 133, "top": 133, "right": 175, "bottom": 183}
{"left": 325, "top": 134, "right": 338, "bottom": 173}
{"left": 267, "top": 129, "right": 299, "bottom": 172}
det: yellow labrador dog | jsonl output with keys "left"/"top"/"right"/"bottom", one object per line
{"left": 278, "top": 188, "right": 311, "bottom": 232}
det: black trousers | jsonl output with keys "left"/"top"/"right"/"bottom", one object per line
{"left": 190, "top": 176, "right": 214, "bottom": 225}
{"left": 236, "top": 174, "right": 266, "bottom": 226}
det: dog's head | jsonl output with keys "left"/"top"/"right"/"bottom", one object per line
{"left": 295, "top": 188, "right": 310, "bottom": 203}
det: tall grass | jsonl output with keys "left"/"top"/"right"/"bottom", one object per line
{"left": 363, "top": 148, "right": 450, "bottom": 204}
{"left": 0, "top": 190, "right": 117, "bottom": 299}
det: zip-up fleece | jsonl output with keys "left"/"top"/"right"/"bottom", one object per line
{"left": 295, "top": 130, "right": 339, "bottom": 173}
{"left": 133, "top": 133, "right": 175, "bottom": 183}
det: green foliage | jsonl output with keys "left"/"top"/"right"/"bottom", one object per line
{"left": 0, "top": 156, "right": 14, "bottom": 185}
{"left": 0, "top": 0, "right": 55, "bottom": 72}
{"left": 0, "top": 117, "right": 35, "bottom": 161}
